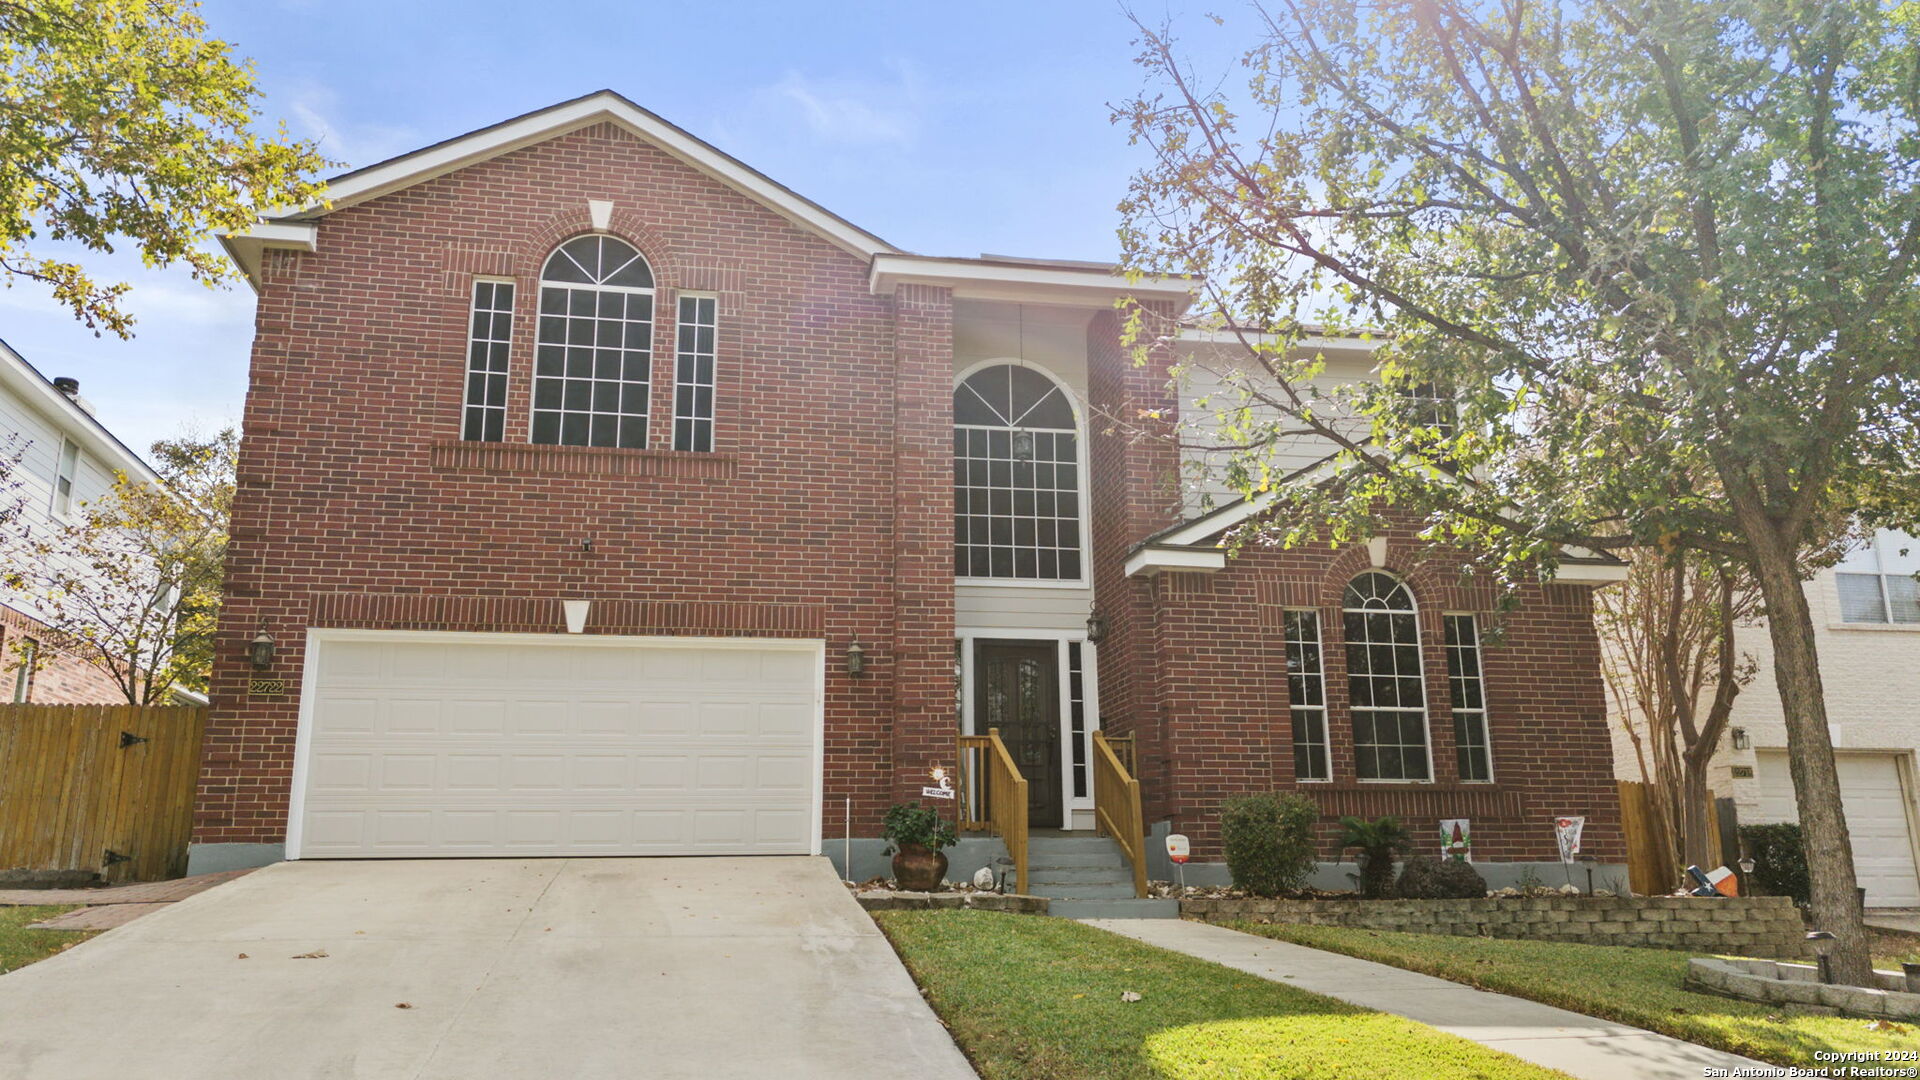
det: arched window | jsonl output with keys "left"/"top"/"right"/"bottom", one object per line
{"left": 1342, "top": 571, "right": 1432, "bottom": 781}
{"left": 532, "top": 235, "right": 655, "bottom": 448}
{"left": 953, "top": 363, "right": 1081, "bottom": 581}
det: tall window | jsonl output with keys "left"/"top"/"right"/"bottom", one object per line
{"left": 11, "top": 638, "right": 35, "bottom": 703}
{"left": 1343, "top": 571, "right": 1432, "bottom": 781}
{"left": 463, "top": 279, "right": 514, "bottom": 442}
{"left": 673, "top": 294, "right": 717, "bottom": 452}
{"left": 51, "top": 438, "right": 78, "bottom": 517}
{"left": 1835, "top": 530, "right": 1920, "bottom": 624}
{"left": 953, "top": 364, "right": 1081, "bottom": 581}
{"left": 1443, "top": 614, "right": 1493, "bottom": 782}
{"left": 1068, "top": 641, "right": 1089, "bottom": 798}
{"left": 1284, "top": 609, "right": 1331, "bottom": 781}
{"left": 532, "top": 235, "right": 654, "bottom": 448}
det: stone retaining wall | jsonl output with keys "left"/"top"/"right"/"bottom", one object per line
{"left": 855, "top": 891, "right": 1048, "bottom": 915}
{"left": 1182, "top": 895, "right": 1809, "bottom": 957}
{"left": 1686, "top": 957, "right": 1920, "bottom": 1020}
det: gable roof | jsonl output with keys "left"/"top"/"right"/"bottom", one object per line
{"left": 0, "top": 338, "right": 162, "bottom": 488}
{"left": 222, "top": 89, "right": 900, "bottom": 284}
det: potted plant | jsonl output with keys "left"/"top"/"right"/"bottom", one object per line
{"left": 883, "top": 802, "right": 958, "bottom": 891}
{"left": 1339, "top": 815, "right": 1411, "bottom": 899}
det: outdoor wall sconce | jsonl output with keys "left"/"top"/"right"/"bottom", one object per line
{"left": 1731, "top": 727, "right": 1750, "bottom": 750}
{"left": 844, "top": 641, "right": 867, "bottom": 677}
{"left": 1085, "top": 606, "right": 1110, "bottom": 644}
{"left": 248, "top": 629, "right": 276, "bottom": 671}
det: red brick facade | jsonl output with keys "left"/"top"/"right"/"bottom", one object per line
{"left": 198, "top": 102, "right": 1621, "bottom": 869}
{"left": 1, "top": 603, "right": 127, "bottom": 704}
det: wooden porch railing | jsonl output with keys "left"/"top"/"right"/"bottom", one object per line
{"left": 956, "top": 729, "right": 1028, "bottom": 896}
{"left": 1092, "top": 729, "right": 1149, "bottom": 899}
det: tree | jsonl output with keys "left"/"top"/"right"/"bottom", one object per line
{"left": 1597, "top": 551, "right": 1757, "bottom": 881}
{"left": 1116, "top": 0, "right": 1920, "bottom": 981}
{"left": 0, "top": 1, "right": 327, "bottom": 336}
{"left": 1, "top": 426, "right": 234, "bottom": 702}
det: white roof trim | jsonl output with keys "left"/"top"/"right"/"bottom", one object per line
{"left": 871, "top": 254, "right": 1193, "bottom": 307}
{"left": 0, "top": 340, "right": 163, "bottom": 487}
{"left": 1550, "top": 562, "right": 1630, "bottom": 586}
{"left": 1124, "top": 546, "right": 1227, "bottom": 577}
{"left": 221, "top": 91, "right": 897, "bottom": 290}
{"left": 219, "top": 221, "right": 319, "bottom": 288}
{"left": 1177, "top": 327, "right": 1383, "bottom": 352}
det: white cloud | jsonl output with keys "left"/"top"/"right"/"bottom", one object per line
{"left": 753, "top": 64, "right": 925, "bottom": 147}
{"left": 285, "top": 81, "right": 419, "bottom": 170}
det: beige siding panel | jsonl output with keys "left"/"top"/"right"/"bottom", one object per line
{"left": 955, "top": 584, "right": 1094, "bottom": 632}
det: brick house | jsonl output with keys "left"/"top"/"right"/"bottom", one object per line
{"left": 0, "top": 341, "right": 171, "bottom": 705}
{"left": 193, "top": 91, "right": 1627, "bottom": 889}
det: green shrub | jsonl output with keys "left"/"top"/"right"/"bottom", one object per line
{"left": 1220, "top": 792, "right": 1321, "bottom": 896}
{"left": 882, "top": 802, "right": 957, "bottom": 852}
{"left": 1394, "top": 855, "right": 1488, "bottom": 899}
{"left": 1738, "top": 823, "right": 1810, "bottom": 905}
{"left": 1340, "top": 815, "right": 1413, "bottom": 899}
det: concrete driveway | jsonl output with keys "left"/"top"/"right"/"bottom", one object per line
{"left": 0, "top": 857, "right": 976, "bottom": 1080}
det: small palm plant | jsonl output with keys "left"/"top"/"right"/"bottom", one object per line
{"left": 1339, "top": 815, "right": 1412, "bottom": 899}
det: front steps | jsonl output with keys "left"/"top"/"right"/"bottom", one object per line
{"left": 1027, "top": 833, "right": 1176, "bottom": 919}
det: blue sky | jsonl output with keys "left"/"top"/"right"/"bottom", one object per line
{"left": 4, "top": 0, "right": 1212, "bottom": 456}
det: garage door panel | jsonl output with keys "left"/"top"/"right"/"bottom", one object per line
{"left": 298, "top": 637, "right": 821, "bottom": 858}
{"left": 1755, "top": 750, "right": 1920, "bottom": 907}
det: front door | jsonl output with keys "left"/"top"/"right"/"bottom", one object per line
{"left": 974, "top": 641, "right": 1062, "bottom": 828}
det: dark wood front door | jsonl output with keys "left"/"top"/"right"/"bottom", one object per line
{"left": 975, "top": 641, "right": 1062, "bottom": 828}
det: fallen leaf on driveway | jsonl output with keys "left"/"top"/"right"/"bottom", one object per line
{"left": 1120, "top": 991, "right": 1142, "bottom": 1003}
{"left": 237, "top": 953, "right": 249, "bottom": 960}
{"left": 291, "top": 949, "right": 329, "bottom": 959}
{"left": 395, "top": 1003, "right": 413, "bottom": 1010}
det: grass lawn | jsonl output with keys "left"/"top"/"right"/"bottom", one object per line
{"left": 875, "top": 909, "right": 1573, "bottom": 1080}
{"left": 1233, "top": 923, "right": 1915, "bottom": 1068}
{"left": 0, "top": 906, "right": 95, "bottom": 975}
{"left": 1869, "top": 925, "right": 1919, "bottom": 970}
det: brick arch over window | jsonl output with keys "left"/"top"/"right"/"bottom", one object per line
{"left": 516, "top": 210, "right": 681, "bottom": 287}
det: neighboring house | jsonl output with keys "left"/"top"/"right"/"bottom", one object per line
{"left": 1612, "top": 530, "right": 1920, "bottom": 909}
{"left": 0, "top": 340, "right": 167, "bottom": 704}
{"left": 191, "top": 90, "right": 1628, "bottom": 889}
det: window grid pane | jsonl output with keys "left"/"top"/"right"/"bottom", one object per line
{"left": 1069, "top": 642, "right": 1088, "bottom": 798}
{"left": 673, "top": 295, "right": 717, "bottom": 452}
{"left": 1343, "top": 578, "right": 1432, "bottom": 782}
{"left": 1284, "top": 609, "right": 1331, "bottom": 781}
{"left": 462, "top": 280, "right": 514, "bottom": 443}
{"left": 532, "top": 283, "right": 652, "bottom": 449}
{"left": 952, "top": 422, "right": 1081, "bottom": 581}
{"left": 1444, "top": 614, "right": 1493, "bottom": 782}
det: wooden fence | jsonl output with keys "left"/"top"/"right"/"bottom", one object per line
{"left": 1618, "top": 779, "right": 1724, "bottom": 897}
{"left": 0, "top": 705, "right": 206, "bottom": 883}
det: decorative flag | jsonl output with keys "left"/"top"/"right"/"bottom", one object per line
{"left": 1554, "top": 816, "right": 1585, "bottom": 864}
{"left": 1439, "top": 819, "right": 1472, "bottom": 862}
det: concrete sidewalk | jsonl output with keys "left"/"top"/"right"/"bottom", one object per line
{"left": 1085, "top": 918, "right": 1770, "bottom": 1080}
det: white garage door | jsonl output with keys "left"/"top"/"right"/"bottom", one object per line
{"left": 293, "top": 633, "right": 823, "bottom": 858}
{"left": 1755, "top": 750, "right": 1920, "bottom": 907}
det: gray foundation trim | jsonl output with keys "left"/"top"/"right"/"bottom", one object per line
{"left": 186, "top": 843, "right": 285, "bottom": 876}
{"left": 1144, "top": 820, "right": 1631, "bottom": 895}
{"left": 828, "top": 837, "right": 1012, "bottom": 886}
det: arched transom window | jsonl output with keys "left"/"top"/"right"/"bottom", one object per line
{"left": 953, "top": 363, "right": 1081, "bottom": 581}
{"left": 532, "top": 235, "right": 655, "bottom": 448}
{"left": 1342, "top": 571, "right": 1433, "bottom": 781}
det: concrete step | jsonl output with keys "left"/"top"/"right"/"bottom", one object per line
{"left": 1026, "top": 836, "right": 1127, "bottom": 854}
{"left": 1027, "top": 866, "right": 1133, "bottom": 885}
{"left": 1050, "top": 897, "right": 1181, "bottom": 920}
{"left": 1030, "top": 881, "right": 1138, "bottom": 900}
{"left": 1025, "top": 851, "right": 1132, "bottom": 869}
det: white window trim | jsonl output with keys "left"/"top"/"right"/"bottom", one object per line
{"left": 672, "top": 291, "right": 719, "bottom": 453}
{"left": 1342, "top": 573, "right": 1437, "bottom": 784}
{"left": 952, "top": 358, "right": 1092, "bottom": 590}
{"left": 526, "top": 236, "right": 658, "bottom": 449}
{"left": 1282, "top": 608, "right": 1333, "bottom": 783}
{"left": 463, "top": 276, "right": 517, "bottom": 442}
{"left": 956, "top": 627, "right": 1100, "bottom": 825}
{"left": 50, "top": 437, "right": 79, "bottom": 519}
{"left": 1442, "top": 611, "right": 1496, "bottom": 785}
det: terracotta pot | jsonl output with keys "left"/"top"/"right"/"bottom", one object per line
{"left": 892, "top": 843, "right": 949, "bottom": 891}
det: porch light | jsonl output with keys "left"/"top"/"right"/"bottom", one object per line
{"left": 248, "top": 629, "right": 276, "bottom": 671}
{"left": 1731, "top": 727, "right": 1750, "bottom": 750}
{"left": 1011, "top": 430, "right": 1035, "bottom": 462}
{"left": 1086, "top": 607, "right": 1110, "bottom": 643}
{"left": 845, "top": 641, "right": 867, "bottom": 677}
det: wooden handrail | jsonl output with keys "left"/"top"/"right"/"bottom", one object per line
{"left": 1092, "top": 729, "right": 1149, "bottom": 899}
{"left": 955, "top": 728, "right": 1028, "bottom": 895}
